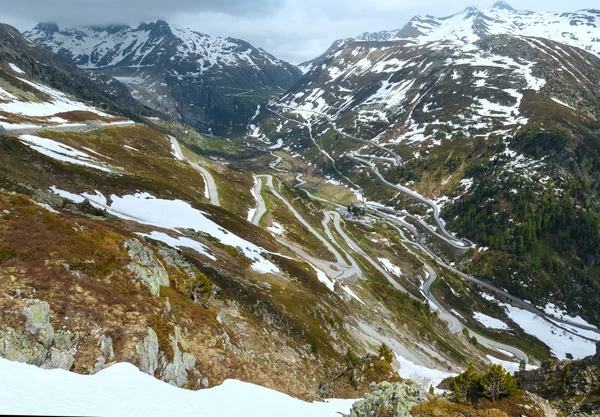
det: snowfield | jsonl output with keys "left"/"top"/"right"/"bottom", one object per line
{"left": 49, "top": 188, "right": 280, "bottom": 274}
{"left": 0, "top": 69, "right": 110, "bottom": 123}
{"left": 19, "top": 134, "right": 114, "bottom": 173}
{"left": 481, "top": 293, "right": 600, "bottom": 360}
{"left": 472, "top": 312, "right": 509, "bottom": 330}
{"left": 0, "top": 358, "right": 355, "bottom": 417}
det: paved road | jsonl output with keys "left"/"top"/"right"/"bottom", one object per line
{"left": 253, "top": 174, "right": 358, "bottom": 282}
{"left": 3, "top": 121, "right": 135, "bottom": 135}
{"left": 256, "top": 174, "right": 349, "bottom": 267}
{"left": 322, "top": 212, "right": 366, "bottom": 280}
{"left": 349, "top": 153, "right": 468, "bottom": 249}
{"left": 250, "top": 176, "right": 267, "bottom": 225}
{"left": 271, "top": 103, "right": 467, "bottom": 249}
{"left": 168, "top": 136, "right": 221, "bottom": 207}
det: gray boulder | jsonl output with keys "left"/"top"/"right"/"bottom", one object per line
{"left": 124, "top": 239, "right": 170, "bottom": 296}
{"left": 22, "top": 299, "right": 54, "bottom": 346}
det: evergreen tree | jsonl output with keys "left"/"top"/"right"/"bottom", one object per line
{"left": 482, "top": 365, "right": 517, "bottom": 402}
{"left": 378, "top": 343, "right": 394, "bottom": 364}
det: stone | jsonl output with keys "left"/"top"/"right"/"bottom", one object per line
{"left": 136, "top": 328, "right": 160, "bottom": 376}
{"left": 0, "top": 310, "right": 77, "bottom": 371}
{"left": 124, "top": 239, "right": 170, "bottom": 297}
{"left": 22, "top": 299, "right": 54, "bottom": 347}
{"left": 99, "top": 334, "right": 115, "bottom": 361}
{"left": 160, "top": 325, "right": 197, "bottom": 388}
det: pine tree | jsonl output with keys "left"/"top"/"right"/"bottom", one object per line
{"left": 450, "top": 363, "right": 481, "bottom": 404}
{"left": 482, "top": 365, "right": 517, "bottom": 402}
{"left": 378, "top": 343, "right": 394, "bottom": 364}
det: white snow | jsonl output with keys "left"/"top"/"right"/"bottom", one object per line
{"left": 393, "top": 352, "right": 457, "bottom": 392}
{"left": 311, "top": 265, "right": 335, "bottom": 292}
{"left": 0, "top": 75, "right": 110, "bottom": 119}
{"left": 267, "top": 222, "right": 285, "bottom": 236}
{"left": 378, "top": 258, "right": 403, "bottom": 277}
{"left": 19, "top": 135, "right": 113, "bottom": 173}
{"left": 502, "top": 303, "right": 598, "bottom": 360}
{"left": 543, "top": 303, "right": 598, "bottom": 329}
{"left": 486, "top": 355, "right": 536, "bottom": 374}
{"left": 472, "top": 312, "right": 509, "bottom": 330}
{"left": 49, "top": 188, "right": 280, "bottom": 275}
{"left": 9, "top": 63, "right": 25, "bottom": 74}
{"left": 481, "top": 292, "right": 599, "bottom": 359}
{"left": 0, "top": 358, "right": 355, "bottom": 417}
{"left": 139, "top": 231, "right": 215, "bottom": 261}
{"left": 341, "top": 283, "right": 366, "bottom": 306}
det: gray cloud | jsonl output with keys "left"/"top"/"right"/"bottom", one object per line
{"left": 0, "top": 0, "right": 597, "bottom": 64}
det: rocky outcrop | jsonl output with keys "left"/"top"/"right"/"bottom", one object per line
{"left": 0, "top": 300, "right": 78, "bottom": 370}
{"left": 135, "top": 325, "right": 199, "bottom": 388}
{"left": 349, "top": 381, "right": 424, "bottom": 417}
{"left": 515, "top": 343, "right": 600, "bottom": 415}
{"left": 124, "top": 239, "right": 170, "bottom": 297}
{"left": 136, "top": 328, "right": 160, "bottom": 376}
{"left": 159, "top": 326, "right": 198, "bottom": 387}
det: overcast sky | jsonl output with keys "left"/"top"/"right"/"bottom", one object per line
{"left": 0, "top": 0, "right": 596, "bottom": 63}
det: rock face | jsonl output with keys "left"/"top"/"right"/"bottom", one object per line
{"left": 136, "top": 328, "right": 160, "bottom": 376}
{"left": 159, "top": 326, "right": 198, "bottom": 387}
{"left": 0, "top": 23, "right": 154, "bottom": 120}
{"left": 135, "top": 325, "right": 199, "bottom": 388}
{"left": 124, "top": 239, "right": 170, "bottom": 297}
{"left": 349, "top": 381, "right": 424, "bottom": 417}
{"left": 0, "top": 300, "right": 78, "bottom": 370}
{"left": 515, "top": 344, "right": 600, "bottom": 415}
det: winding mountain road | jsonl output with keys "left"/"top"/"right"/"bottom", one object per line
{"left": 349, "top": 153, "right": 468, "bottom": 249}
{"left": 168, "top": 135, "right": 220, "bottom": 207}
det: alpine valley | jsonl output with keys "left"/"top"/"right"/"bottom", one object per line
{"left": 0, "top": 2, "right": 599, "bottom": 417}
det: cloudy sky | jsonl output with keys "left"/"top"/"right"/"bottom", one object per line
{"left": 1, "top": 0, "right": 596, "bottom": 63}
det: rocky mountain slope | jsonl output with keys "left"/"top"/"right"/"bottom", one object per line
{"left": 0, "top": 24, "right": 495, "bottom": 403}
{"left": 26, "top": 21, "right": 301, "bottom": 136}
{"left": 0, "top": 23, "right": 156, "bottom": 123}
{"left": 516, "top": 344, "right": 600, "bottom": 414}
{"left": 252, "top": 3, "right": 600, "bottom": 329}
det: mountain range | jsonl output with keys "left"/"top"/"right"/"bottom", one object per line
{"left": 26, "top": 21, "right": 301, "bottom": 135}
{"left": 0, "top": 2, "right": 600, "bottom": 416}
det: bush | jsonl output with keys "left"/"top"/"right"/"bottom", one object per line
{"left": 180, "top": 270, "right": 213, "bottom": 304}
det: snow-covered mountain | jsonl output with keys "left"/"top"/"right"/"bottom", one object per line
{"left": 360, "top": 2, "right": 600, "bottom": 55}
{"left": 253, "top": 3, "right": 600, "bottom": 326}
{"left": 26, "top": 21, "right": 302, "bottom": 135}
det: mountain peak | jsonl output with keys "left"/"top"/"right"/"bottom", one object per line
{"left": 491, "top": 1, "right": 514, "bottom": 11}
{"left": 33, "top": 22, "right": 59, "bottom": 34}
{"left": 137, "top": 20, "right": 172, "bottom": 37}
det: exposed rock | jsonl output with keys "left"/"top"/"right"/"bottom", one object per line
{"left": 136, "top": 327, "right": 160, "bottom": 376}
{"left": 124, "top": 239, "right": 170, "bottom": 297}
{"left": 0, "top": 125, "right": 6, "bottom": 135}
{"left": 349, "top": 381, "right": 424, "bottom": 417}
{"left": 159, "top": 326, "right": 197, "bottom": 388}
{"left": 22, "top": 299, "right": 54, "bottom": 346}
{"left": 516, "top": 344, "right": 600, "bottom": 414}
{"left": 0, "top": 301, "right": 78, "bottom": 370}
{"left": 99, "top": 334, "right": 115, "bottom": 362}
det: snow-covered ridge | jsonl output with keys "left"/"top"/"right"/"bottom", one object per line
{"left": 345, "top": 3, "right": 600, "bottom": 57}
{"left": 25, "top": 21, "right": 289, "bottom": 71}
{"left": 0, "top": 358, "right": 354, "bottom": 417}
